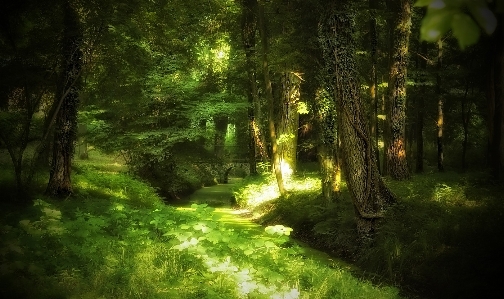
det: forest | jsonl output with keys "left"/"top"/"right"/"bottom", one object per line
{"left": 0, "top": 0, "right": 503, "bottom": 298}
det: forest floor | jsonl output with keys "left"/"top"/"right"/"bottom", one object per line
{"left": 232, "top": 164, "right": 504, "bottom": 299}
{"left": 0, "top": 151, "right": 402, "bottom": 299}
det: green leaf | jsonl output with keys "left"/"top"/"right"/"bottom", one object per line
{"left": 253, "top": 239, "right": 264, "bottom": 247}
{"left": 264, "top": 241, "right": 276, "bottom": 248}
{"left": 468, "top": 2, "right": 497, "bottom": 35}
{"left": 451, "top": 13, "right": 481, "bottom": 49}
{"left": 420, "top": 8, "right": 457, "bottom": 42}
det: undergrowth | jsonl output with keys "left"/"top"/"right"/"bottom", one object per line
{"left": 0, "top": 152, "right": 401, "bottom": 299}
{"left": 232, "top": 169, "right": 504, "bottom": 299}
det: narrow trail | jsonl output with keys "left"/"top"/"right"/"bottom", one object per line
{"left": 172, "top": 177, "right": 356, "bottom": 272}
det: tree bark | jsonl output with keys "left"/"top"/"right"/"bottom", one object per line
{"left": 487, "top": 12, "right": 504, "bottom": 180}
{"left": 314, "top": 90, "right": 341, "bottom": 201}
{"left": 46, "top": 1, "right": 83, "bottom": 197}
{"left": 257, "top": 0, "right": 285, "bottom": 194}
{"left": 316, "top": 13, "right": 341, "bottom": 201}
{"left": 77, "top": 123, "right": 88, "bottom": 159}
{"left": 461, "top": 79, "right": 471, "bottom": 171}
{"left": 240, "top": 0, "right": 268, "bottom": 173}
{"left": 213, "top": 115, "right": 228, "bottom": 160}
{"left": 385, "top": 0, "right": 411, "bottom": 180}
{"left": 436, "top": 39, "right": 444, "bottom": 172}
{"left": 323, "top": 2, "right": 397, "bottom": 242}
{"left": 277, "top": 71, "right": 300, "bottom": 177}
{"left": 415, "top": 41, "right": 427, "bottom": 173}
{"left": 369, "top": 0, "right": 380, "bottom": 174}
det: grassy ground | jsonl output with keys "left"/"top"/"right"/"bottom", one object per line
{"left": 0, "top": 151, "right": 402, "bottom": 299}
{"left": 232, "top": 166, "right": 504, "bottom": 299}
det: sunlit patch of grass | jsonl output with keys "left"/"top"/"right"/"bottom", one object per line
{"left": 233, "top": 172, "right": 323, "bottom": 211}
{"left": 286, "top": 175, "right": 321, "bottom": 192}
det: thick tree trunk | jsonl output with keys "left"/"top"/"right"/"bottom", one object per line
{"left": 277, "top": 71, "right": 300, "bottom": 177}
{"left": 257, "top": 1, "right": 285, "bottom": 194}
{"left": 324, "top": 3, "right": 397, "bottom": 242}
{"left": 385, "top": 0, "right": 411, "bottom": 180}
{"left": 46, "top": 1, "right": 82, "bottom": 197}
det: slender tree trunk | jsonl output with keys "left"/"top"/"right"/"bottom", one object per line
{"left": 487, "top": 12, "right": 504, "bottom": 179}
{"left": 323, "top": 2, "right": 397, "bottom": 242}
{"left": 385, "top": 0, "right": 411, "bottom": 180}
{"left": 416, "top": 41, "right": 427, "bottom": 173}
{"left": 257, "top": 0, "right": 285, "bottom": 194}
{"left": 213, "top": 115, "right": 228, "bottom": 160}
{"left": 0, "top": 88, "right": 36, "bottom": 199}
{"left": 436, "top": 39, "right": 444, "bottom": 172}
{"left": 461, "top": 79, "right": 471, "bottom": 170}
{"left": 77, "top": 123, "right": 88, "bottom": 159}
{"left": 46, "top": 1, "right": 83, "bottom": 197}
{"left": 369, "top": 0, "right": 380, "bottom": 174}
{"left": 382, "top": 6, "right": 394, "bottom": 177}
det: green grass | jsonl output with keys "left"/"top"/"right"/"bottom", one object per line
{"left": 232, "top": 168, "right": 504, "bottom": 299}
{"left": 0, "top": 151, "right": 402, "bottom": 299}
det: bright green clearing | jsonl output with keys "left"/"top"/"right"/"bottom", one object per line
{"left": 0, "top": 151, "right": 401, "bottom": 299}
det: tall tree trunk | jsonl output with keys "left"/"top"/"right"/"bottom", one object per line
{"left": 317, "top": 14, "right": 341, "bottom": 201}
{"left": 241, "top": 0, "right": 259, "bottom": 175}
{"left": 487, "top": 12, "right": 504, "bottom": 180}
{"left": 369, "top": 0, "right": 380, "bottom": 174}
{"left": 257, "top": 0, "right": 286, "bottom": 194}
{"left": 461, "top": 79, "right": 471, "bottom": 171}
{"left": 323, "top": 2, "right": 397, "bottom": 242}
{"left": 416, "top": 41, "right": 427, "bottom": 173}
{"left": 277, "top": 71, "right": 300, "bottom": 177}
{"left": 385, "top": 0, "right": 411, "bottom": 180}
{"left": 436, "top": 39, "right": 444, "bottom": 172}
{"left": 46, "top": 1, "right": 83, "bottom": 197}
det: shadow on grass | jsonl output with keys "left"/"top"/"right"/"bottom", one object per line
{"left": 246, "top": 170, "right": 504, "bottom": 299}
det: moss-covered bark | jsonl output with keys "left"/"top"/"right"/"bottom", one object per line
{"left": 322, "top": 2, "right": 396, "bottom": 241}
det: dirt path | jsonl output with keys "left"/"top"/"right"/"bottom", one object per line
{"left": 172, "top": 177, "right": 357, "bottom": 271}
